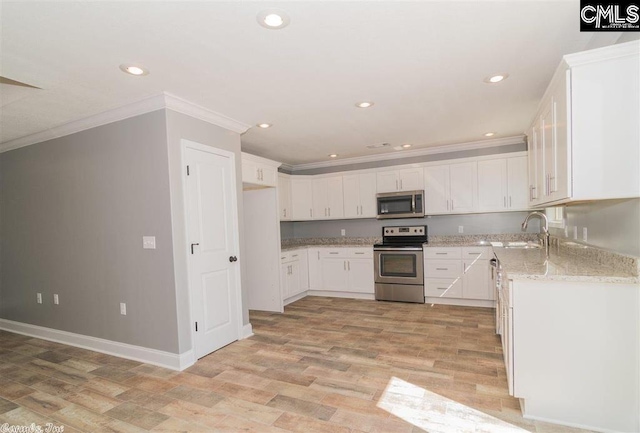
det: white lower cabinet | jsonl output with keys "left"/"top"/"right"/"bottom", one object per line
{"left": 424, "top": 246, "right": 493, "bottom": 305}
{"left": 318, "top": 247, "right": 374, "bottom": 295}
{"left": 281, "top": 249, "right": 308, "bottom": 303}
{"left": 307, "top": 248, "right": 322, "bottom": 289}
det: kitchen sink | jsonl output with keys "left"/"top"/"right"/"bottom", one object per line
{"left": 503, "top": 241, "right": 542, "bottom": 249}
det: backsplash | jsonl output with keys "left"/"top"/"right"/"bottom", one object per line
{"left": 281, "top": 211, "right": 539, "bottom": 240}
{"left": 549, "top": 198, "right": 640, "bottom": 257}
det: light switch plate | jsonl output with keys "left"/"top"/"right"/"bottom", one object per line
{"left": 142, "top": 236, "right": 156, "bottom": 249}
{"left": 36, "top": 293, "right": 42, "bottom": 304}
{"left": 120, "top": 303, "right": 127, "bottom": 315}
{"left": 458, "top": 226, "right": 464, "bottom": 234}
{"left": 53, "top": 294, "right": 59, "bottom": 305}
{"left": 582, "top": 227, "right": 588, "bottom": 242}
{"left": 341, "top": 229, "right": 346, "bottom": 236}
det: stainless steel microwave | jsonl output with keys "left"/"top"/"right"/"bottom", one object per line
{"left": 376, "top": 190, "right": 425, "bottom": 219}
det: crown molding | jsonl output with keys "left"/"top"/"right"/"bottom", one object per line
{"left": 564, "top": 39, "right": 639, "bottom": 67}
{"left": 163, "top": 92, "right": 250, "bottom": 134}
{"left": 288, "top": 135, "right": 526, "bottom": 172}
{"left": 0, "top": 92, "right": 251, "bottom": 153}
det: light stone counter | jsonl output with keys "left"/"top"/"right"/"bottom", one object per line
{"left": 494, "top": 245, "right": 639, "bottom": 284}
{"left": 281, "top": 237, "right": 379, "bottom": 251}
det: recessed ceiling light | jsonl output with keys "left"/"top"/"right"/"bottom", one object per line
{"left": 329, "top": 154, "right": 338, "bottom": 158}
{"left": 356, "top": 101, "right": 374, "bottom": 108}
{"left": 484, "top": 74, "right": 509, "bottom": 84}
{"left": 119, "top": 64, "right": 149, "bottom": 76}
{"left": 401, "top": 144, "right": 412, "bottom": 148}
{"left": 257, "top": 123, "right": 272, "bottom": 129}
{"left": 484, "top": 132, "right": 496, "bottom": 137}
{"left": 257, "top": 9, "right": 290, "bottom": 29}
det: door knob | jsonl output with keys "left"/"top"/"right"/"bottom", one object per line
{"left": 229, "top": 256, "right": 238, "bottom": 262}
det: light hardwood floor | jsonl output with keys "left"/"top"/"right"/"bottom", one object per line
{"left": 0, "top": 296, "right": 593, "bottom": 432}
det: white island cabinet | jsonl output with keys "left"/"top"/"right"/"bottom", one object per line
{"left": 499, "top": 270, "right": 639, "bottom": 433}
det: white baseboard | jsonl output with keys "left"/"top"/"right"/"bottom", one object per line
{"left": 0, "top": 319, "right": 194, "bottom": 371}
{"left": 522, "top": 413, "right": 620, "bottom": 433}
{"left": 241, "top": 323, "right": 254, "bottom": 339}
{"left": 283, "top": 291, "right": 308, "bottom": 306}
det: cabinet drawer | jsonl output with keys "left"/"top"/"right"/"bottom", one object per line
{"left": 425, "top": 278, "right": 463, "bottom": 298}
{"left": 347, "top": 247, "right": 373, "bottom": 259}
{"left": 424, "top": 247, "right": 462, "bottom": 259}
{"left": 425, "top": 260, "right": 462, "bottom": 278}
{"left": 320, "top": 249, "right": 348, "bottom": 258}
{"left": 461, "top": 246, "right": 492, "bottom": 261}
{"left": 281, "top": 249, "right": 302, "bottom": 263}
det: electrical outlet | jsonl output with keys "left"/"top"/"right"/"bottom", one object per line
{"left": 582, "top": 227, "right": 588, "bottom": 242}
{"left": 458, "top": 226, "right": 464, "bottom": 234}
{"left": 341, "top": 229, "right": 346, "bottom": 236}
{"left": 573, "top": 226, "right": 578, "bottom": 240}
{"left": 142, "top": 236, "right": 156, "bottom": 249}
{"left": 36, "top": 293, "right": 42, "bottom": 304}
{"left": 564, "top": 225, "right": 569, "bottom": 237}
{"left": 53, "top": 294, "right": 59, "bottom": 305}
{"left": 120, "top": 303, "right": 127, "bottom": 315}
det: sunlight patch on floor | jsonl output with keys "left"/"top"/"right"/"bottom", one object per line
{"left": 376, "top": 377, "right": 527, "bottom": 433}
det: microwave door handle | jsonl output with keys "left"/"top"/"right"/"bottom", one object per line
{"left": 411, "top": 195, "right": 415, "bottom": 212}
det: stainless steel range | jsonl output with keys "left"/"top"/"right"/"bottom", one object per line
{"left": 374, "top": 225, "right": 427, "bottom": 303}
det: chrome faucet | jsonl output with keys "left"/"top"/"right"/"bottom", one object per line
{"left": 522, "top": 211, "right": 550, "bottom": 256}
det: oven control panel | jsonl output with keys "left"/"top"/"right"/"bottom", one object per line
{"left": 382, "top": 225, "right": 426, "bottom": 236}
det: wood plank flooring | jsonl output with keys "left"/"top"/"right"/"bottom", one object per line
{"left": 0, "top": 296, "right": 593, "bottom": 432}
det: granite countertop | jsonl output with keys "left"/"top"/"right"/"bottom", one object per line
{"left": 281, "top": 234, "right": 639, "bottom": 283}
{"left": 494, "top": 247, "right": 639, "bottom": 284}
{"left": 281, "top": 237, "right": 379, "bottom": 251}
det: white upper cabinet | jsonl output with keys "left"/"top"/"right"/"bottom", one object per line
{"left": 507, "top": 156, "right": 528, "bottom": 210}
{"left": 241, "top": 152, "right": 279, "bottom": 188}
{"left": 291, "top": 177, "right": 314, "bottom": 220}
{"left": 425, "top": 162, "right": 477, "bottom": 214}
{"left": 424, "top": 165, "right": 450, "bottom": 214}
{"left": 312, "top": 176, "right": 344, "bottom": 219}
{"left": 376, "top": 167, "right": 424, "bottom": 193}
{"left": 278, "top": 173, "right": 292, "bottom": 221}
{"left": 343, "top": 172, "right": 377, "bottom": 218}
{"left": 477, "top": 155, "right": 528, "bottom": 212}
{"left": 526, "top": 41, "right": 640, "bottom": 205}
{"left": 449, "top": 162, "right": 477, "bottom": 213}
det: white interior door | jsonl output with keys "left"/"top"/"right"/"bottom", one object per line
{"left": 185, "top": 144, "right": 240, "bottom": 359}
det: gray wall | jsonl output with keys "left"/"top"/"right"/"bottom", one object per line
{"left": 283, "top": 142, "right": 526, "bottom": 175}
{"left": 285, "top": 211, "right": 538, "bottom": 239}
{"left": 0, "top": 110, "right": 180, "bottom": 353}
{"left": 164, "top": 110, "right": 247, "bottom": 354}
{"left": 550, "top": 199, "right": 640, "bottom": 257}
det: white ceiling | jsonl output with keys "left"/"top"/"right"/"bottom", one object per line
{"left": 0, "top": 1, "right": 613, "bottom": 165}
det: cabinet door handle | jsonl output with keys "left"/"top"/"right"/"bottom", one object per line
{"left": 330, "top": 252, "right": 339, "bottom": 255}
{"left": 549, "top": 176, "right": 556, "bottom": 193}
{"left": 284, "top": 209, "right": 287, "bottom": 218}
{"left": 328, "top": 208, "right": 331, "bottom": 217}
{"left": 437, "top": 287, "right": 448, "bottom": 290}
{"left": 436, "top": 267, "right": 448, "bottom": 270}
{"left": 348, "top": 261, "right": 350, "bottom": 271}
{"left": 400, "top": 179, "right": 403, "bottom": 190}
{"left": 360, "top": 205, "right": 363, "bottom": 215}
{"left": 446, "top": 200, "right": 449, "bottom": 211}
{"left": 509, "top": 196, "right": 512, "bottom": 208}
{"left": 435, "top": 252, "right": 447, "bottom": 255}
{"left": 503, "top": 196, "right": 506, "bottom": 208}
{"left": 344, "top": 261, "right": 346, "bottom": 270}
{"left": 532, "top": 185, "right": 537, "bottom": 200}
{"left": 317, "top": 251, "right": 320, "bottom": 260}
{"left": 451, "top": 200, "right": 454, "bottom": 210}
{"left": 310, "top": 209, "right": 313, "bottom": 218}
{"left": 190, "top": 243, "right": 200, "bottom": 254}
{"left": 355, "top": 252, "right": 364, "bottom": 255}
{"left": 395, "top": 179, "right": 399, "bottom": 190}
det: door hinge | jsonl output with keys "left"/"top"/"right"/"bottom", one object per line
{"left": 186, "top": 165, "right": 190, "bottom": 176}
{"left": 195, "top": 322, "right": 198, "bottom": 332}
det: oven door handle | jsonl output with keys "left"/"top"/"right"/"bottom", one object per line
{"left": 374, "top": 247, "right": 424, "bottom": 252}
